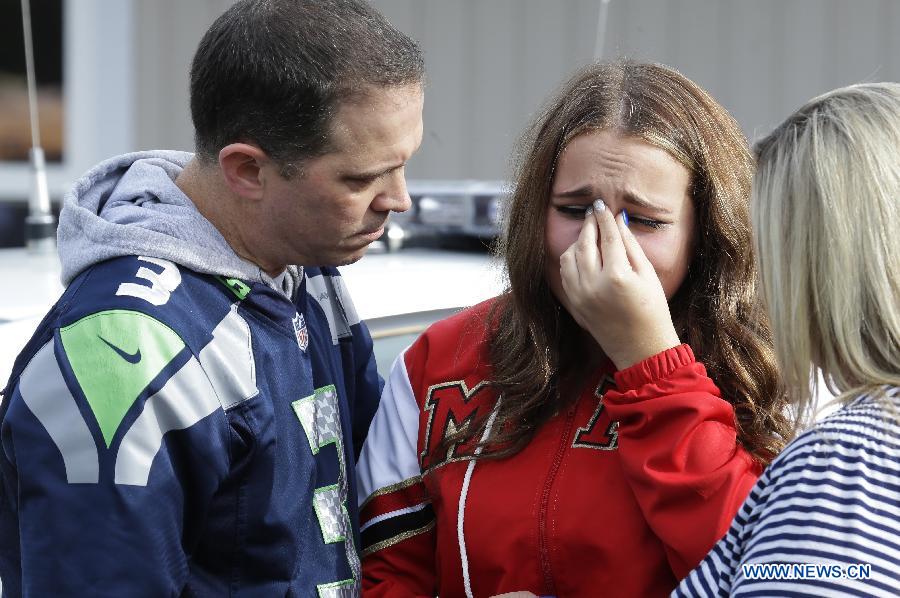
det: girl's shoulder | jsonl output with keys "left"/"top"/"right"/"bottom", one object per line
{"left": 414, "top": 296, "right": 502, "bottom": 353}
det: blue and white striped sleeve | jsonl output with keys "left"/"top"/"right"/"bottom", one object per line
{"left": 674, "top": 392, "right": 900, "bottom": 597}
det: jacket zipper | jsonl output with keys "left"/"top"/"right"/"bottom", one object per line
{"left": 537, "top": 403, "right": 579, "bottom": 595}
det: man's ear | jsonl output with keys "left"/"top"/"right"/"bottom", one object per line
{"left": 218, "top": 143, "right": 269, "bottom": 200}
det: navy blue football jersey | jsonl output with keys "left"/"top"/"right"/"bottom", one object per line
{"left": 0, "top": 255, "right": 382, "bottom": 596}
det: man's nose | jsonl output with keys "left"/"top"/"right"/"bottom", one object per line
{"left": 375, "top": 170, "right": 412, "bottom": 213}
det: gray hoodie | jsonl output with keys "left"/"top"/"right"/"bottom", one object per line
{"left": 57, "top": 151, "right": 301, "bottom": 296}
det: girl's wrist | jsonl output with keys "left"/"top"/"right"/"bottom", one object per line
{"left": 613, "top": 343, "right": 696, "bottom": 391}
{"left": 608, "top": 329, "right": 682, "bottom": 371}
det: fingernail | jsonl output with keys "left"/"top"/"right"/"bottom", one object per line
{"left": 593, "top": 199, "right": 606, "bottom": 212}
{"left": 622, "top": 209, "right": 629, "bottom": 227}
{"left": 585, "top": 206, "right": 594, "bottom": 216}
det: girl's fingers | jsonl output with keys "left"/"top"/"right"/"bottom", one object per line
{"left": 560, "top": 244, "right": 580, "bottom": 288}
{"left": 592, "top": 200, "right": 628, "bottom": 271}
{"left": 573, "top": 205, "right": 601, "bottom": 274}
{"left": 616, "top": 211, "right": 652, "bottom": 272}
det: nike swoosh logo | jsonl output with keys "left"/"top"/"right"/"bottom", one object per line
{"left": 99, "top": 336, "right": 142, "bottom": 364}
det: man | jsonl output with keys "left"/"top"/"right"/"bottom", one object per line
{"left": 0, "top": 0, "right": 423, "bottom": 595}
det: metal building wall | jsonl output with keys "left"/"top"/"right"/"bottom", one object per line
{"left": 133, "top": 0, "right": 900, "bottom": 181}
{"left": 133, "top": 0, "right": 232, "bottom": 153}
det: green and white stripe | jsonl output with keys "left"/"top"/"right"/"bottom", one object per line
{"left": 18, "top": 341, "right": 99, "bottom": 483}
{"left": 18, "top": 306, "right": 258, "bottom": 487}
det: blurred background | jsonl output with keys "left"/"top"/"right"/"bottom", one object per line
{"left": 1, "top": 0, "right": 899, "bottom": 247}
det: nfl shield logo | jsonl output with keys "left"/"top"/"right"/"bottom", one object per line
{"left": 292, "top": 313, "right": 309, "bottom": 352}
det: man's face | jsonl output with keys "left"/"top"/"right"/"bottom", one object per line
{"left": 261, "top": 83, "right": 424, "bottom": 267}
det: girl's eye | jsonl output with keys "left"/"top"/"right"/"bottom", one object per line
{"left": 555, "top": 205, "right": 590, "bottom": 218}
{"left": 628, "top": 216, "right": 665, "bottom": 229}
{"left": 554, "top": 204, "right": 667, "bottom": 229}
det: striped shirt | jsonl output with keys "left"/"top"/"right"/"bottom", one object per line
{"left": 674, "top": 387, "right": 900, "bottom": 597}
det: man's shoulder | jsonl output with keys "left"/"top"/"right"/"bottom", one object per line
{"left": 63, "top": 255, "right": 230, "bottom": 322}
{"left": 1, "top": 255, "right": 245, "bottom": 473}
{"left": 49, "top": 255, "right": 239, "bottom": 371}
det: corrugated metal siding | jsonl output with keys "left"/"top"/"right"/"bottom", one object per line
{"left": 370, "top": 0, "right": 602, "bottom": 180}
{"left": 133, "top": 0, "right": 232, "bottom": 152}
{"left": 371, "top": 0, "right": 898, "bottom": 179}
{"left": 134, "top": 0, "right": 899, "bottom": 180}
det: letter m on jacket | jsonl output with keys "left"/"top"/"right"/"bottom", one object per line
{"left": 419, "top": 380, "right": 492, "bottom": 473}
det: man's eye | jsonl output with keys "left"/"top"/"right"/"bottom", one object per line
{"left": 555, "top": 205, "right": 590, "bottom": 218}
{"left": 346, "top": 175, "right": 379, "bottom": 187}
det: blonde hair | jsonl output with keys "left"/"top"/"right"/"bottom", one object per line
{"left": 752, "top": 83, "right": 900, "bottom": 421}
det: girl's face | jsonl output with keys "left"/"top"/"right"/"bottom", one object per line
{"left": 544, "top": 130, "right": 697, "bottom": 309}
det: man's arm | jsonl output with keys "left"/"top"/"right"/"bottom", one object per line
{"left": 307, "top": 266, "right": 384, "bottom": 460}
{"left": 348, "top": 315, "right": 384, "bottom": 461}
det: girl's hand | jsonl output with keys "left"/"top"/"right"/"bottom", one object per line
{"left": 559, "top": 199, "right": 681, "bottom": 370}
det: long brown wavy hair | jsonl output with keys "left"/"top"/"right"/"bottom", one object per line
{"left": 471, "top": 61, "right": 789, "bottom": 464}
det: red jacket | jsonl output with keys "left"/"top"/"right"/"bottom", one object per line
{"left": 357, "top": 300, "right": 760, "bottom": 597}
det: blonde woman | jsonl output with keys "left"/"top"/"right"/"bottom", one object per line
{"left": 675, "top": 83, "right": 900, "bottom": 596}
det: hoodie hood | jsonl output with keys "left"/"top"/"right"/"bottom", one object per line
{"left": 57, "top": 150, "right": 301, "bottom": 295}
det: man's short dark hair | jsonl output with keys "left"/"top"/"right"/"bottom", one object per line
{"left": 189, "top": 0, "right": 424, "bottom": 174}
